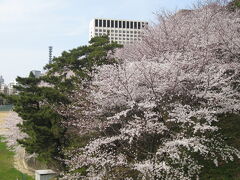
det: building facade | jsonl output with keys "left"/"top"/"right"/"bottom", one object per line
{"left": 89, "top": 18, "right": 148, "bottom": 45}
{"left": 31, "top": 70, "right": 42, "bottom": 78}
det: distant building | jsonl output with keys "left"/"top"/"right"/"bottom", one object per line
{"left": 8, "top": 82, "right": 17, "bottom": 95}
{"left": 0, "top": 85, "right": 4, "bottom": 94}
{"left": 0, "top": 82, "right": 17, "bottom": 95}
{"left": 31, "top": 70, "right": 42, "bottom": 78}
{"left": 0, "top": 75, "right": 4, "bottom": 87}
{"left": 89, "top": 18, "right": 148, "bottom": 45}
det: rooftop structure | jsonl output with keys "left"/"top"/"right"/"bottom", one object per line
{"left": 89, "top": 18, "right": 148, "bottom": 45}
{"left": 31, "top": 70, "right": 42, "bottom": 78}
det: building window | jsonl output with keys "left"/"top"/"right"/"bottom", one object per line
{"left": 107, "top": 20, "right": 110, "bottom": 27}
{"left": 130, "top": 21, "right": 133, "bottom": 29}
{"left": 99, "top": 29, "right": 102, "bottom": 32}
{"left": 111, "top": 20, "right": 114, "bottom": 28}
{"left": 103, "top": 20, "right": 106, "bottom": 27}
{"left": 134, "top": 22, "right": 137, "bottom": 29}
{"left": 115, "top": 20, "right": 118, "bottom": 28}
{"left": 119, "top": 21, "right": 122, "bottom": 28}
{"left": 95, "top": 29, "right": 98, "bottom": 32}
{"left": 115, "top": 30, "right": 118, "bottom": 33}
{"left": 95, "top": 19, "right": 98, "bottom": 27}
{"left": 99, "top": 19, "right": 102, "bottom": 27}
{"left": 138, "top": 22, "right": 141, "bottom": 29}
{"left": 127, "top": 21, "right": 129, "bottom": 28}
{"left": 103, "top": 29, "right": 106, "bottom": 32}
{"left": 123, "top": 21, "right": 126, "bottom": 28}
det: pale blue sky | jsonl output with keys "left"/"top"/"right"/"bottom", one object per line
{"left": 0, "top": 0, "right": 196, "bottom": 84}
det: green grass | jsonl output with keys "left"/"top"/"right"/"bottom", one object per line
{"left": 0, "top": 137, "right": 34, "bottom": 180}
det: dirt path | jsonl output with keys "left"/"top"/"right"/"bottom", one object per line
{"left": 0, "top": 112, "right": 8, "bottom": 132}
{"left": 0, "top": 111, "right": 35, "bottom": 176}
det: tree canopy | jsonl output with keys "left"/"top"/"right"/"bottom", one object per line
{"left": 61, "top": 2, "right": 240, "bottom": 180}
{"left": 8, "top": 36, "right": 122, "bottom": 169}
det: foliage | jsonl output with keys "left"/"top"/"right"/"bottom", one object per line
{"left": 44, "top": 35, "right": 122, "bottom": 134}
{"left": 0, "top": 93, "right": 12, "bottom": 105}
{"left": 227, "top": 0, "right": 240, "bottom": 11}
{"left": 7, "top": 36, "right": 122, "bottom": 170}
{"left": 9, "top": 72, "right": 68, "bottom": 168}
{"left": 62, "top": 2, "right": 240, "bottom": 180}
{"left": 200, "top": 113, "right": 240, "bottom": 179}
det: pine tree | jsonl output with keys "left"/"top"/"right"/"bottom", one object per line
{"left": 10, "top": 72, "right": 68, "bottom": 168}
{"left": 9, "top": 36, "right": 122, "bottom": 169}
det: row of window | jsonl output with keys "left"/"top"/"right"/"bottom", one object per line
{"left": 95, "top": 29, "right": 141, "bottom": 34}
{"left": 110, "top": 37, "right": 140, "bottom": 41}
{"left": 110, "top": 41, "right": 135, "bottom": 44}
{"left": 95, "top": 33, "right": 140, "bottom": 37}
{"left": 95, "top": 19, "right": 148, "bottom": 29}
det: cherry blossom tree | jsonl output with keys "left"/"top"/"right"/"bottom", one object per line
{"left": 62, "top": 2, "right": 240, "bottom": 179}
{"left": 0, "top": 112, "right": 26, "bottom": 148}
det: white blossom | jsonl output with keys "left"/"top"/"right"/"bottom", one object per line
{"left": 62, "top": 2, "right": 240, "bottom": 179}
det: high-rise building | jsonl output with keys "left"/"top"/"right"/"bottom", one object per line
{"left": 89, "top": 18, "right": 148, "bottom": 45}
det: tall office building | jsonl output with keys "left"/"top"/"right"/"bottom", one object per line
{"left": 89, "top": 18, "right": 148, "bottom": 45}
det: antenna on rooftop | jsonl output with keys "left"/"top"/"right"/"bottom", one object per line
{"left": 49, "top": 46, "right": 53, "bottom": 64}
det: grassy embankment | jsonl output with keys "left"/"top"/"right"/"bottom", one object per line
{"left": 0, "top": 112, "right": 34, "bottom": 180}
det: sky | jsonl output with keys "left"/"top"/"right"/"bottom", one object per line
{"left": 0, "top": 0, "right": 196, "bottom": 84}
